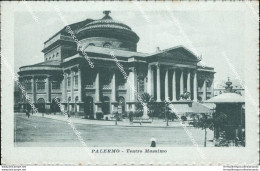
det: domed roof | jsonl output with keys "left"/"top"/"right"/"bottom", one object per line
{"left": 205, "top": 93, "right": 244, "bottom": 103}
{"left": 84, "top": 11, "right": 132, "bottom": 31}
{"left": 76, "top": 11, "right": 139, "bottom": 43}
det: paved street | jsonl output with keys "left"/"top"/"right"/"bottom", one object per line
{"left": 14, "top": 113, "right": 214, "bottom": 147}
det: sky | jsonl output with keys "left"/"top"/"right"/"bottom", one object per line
{"left": 15, "top": 9, "right": 247, "bottom": 83}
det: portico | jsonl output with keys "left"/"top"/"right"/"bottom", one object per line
{"left": 146, "top": 63, "right": 198, "bottom": 102}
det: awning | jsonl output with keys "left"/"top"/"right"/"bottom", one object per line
{"left": 169, "top": 102, "right": 214, "bottom": 115}
{"left": 192, "top": 102, "right": 214, "bottom": 114}
{"left": 169, "top": 104, "right": 193, "bottom": 114}
{"left": 200, "top": 103, "right": 216, "bottom": 110}
{"left": 205, "top": 93, "right": 245, "bottom": 103}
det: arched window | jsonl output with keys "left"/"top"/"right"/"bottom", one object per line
{"left": 51, "top": 98, "right": 61, "bottom": 112}
{"left": 103, "top": 42, "right": 111, "bottom": 48}
{"left": 75, "top": 96, "right": 79, "bottom": 102}
{"left": 68, "top": 97, "right": 71, "bottom": 102}
{"left": 56, "top": 52, "right": 59, "bottom": 57}
{"left": 37, "top": 98, "right": 45, "bottom": 103}
{"left": 102, "top": 96, "right": 110, "bottom": 114}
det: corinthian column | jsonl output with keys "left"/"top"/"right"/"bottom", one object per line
{"left": 95, "top": 71, "right": 100, "bottom": 102}
{"left": 71, "top": 70, "right": 74, "bottom": 102}
{"left": 147, "top": 65, "right": 153, "bottom": 96}
{"left": 156, "top": 64, "right": 161, "bottom": 102}
{"left": 203, "top": 80, "right": 207, "bottom": 101}
{"left": 187, "top": 71, "right": 191, "bottom": 93}
{"left": 31, "top": 76, "right": 35, "bottom": 103}
{"left": 172, "top": 69, "right": 176, "bottom": 101}
{"left": 180, "top": 69, "right": 184, "bottom": 95}
{"left": 165, "top": 69, "right": 169, "bottom": 101}
{"left": 78, "top": 68, "right": 82, "bottom": 102}
{"left": 193, "top": 71, "right": 197, "bottom": 101}
{"left": 94, "top": 71, "right": 101, "bottom": 116}
{"left": 111, "top": 71, "right": 116, "bottom": 102}
{"left": 62, "top": 72, "right": 67, "bottom": 103}
{"left": 46, "top": 76, "right": 50, "bottom": 103}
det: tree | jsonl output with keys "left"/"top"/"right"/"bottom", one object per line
{"left": 190, "top": 112, "right": 228, "bottom": 147}
{"left": 189, "top": 114, "right": 214, "bottom": 147}
{"left": 136, "top": 93, "right": 155, "bottom": 119}
{"left": 212, "top": 112, "right": 228, "bottom": 139}
{"left": 164, "top": 101, "right": 178, "bottom": 126}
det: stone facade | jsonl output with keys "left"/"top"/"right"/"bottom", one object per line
{"left": 17, "top": 11, "right": 215, "bottom": 118}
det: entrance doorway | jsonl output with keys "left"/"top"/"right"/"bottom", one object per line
{"left": 102, "top": 96, "right": 110, "bottom": 114}
{"left": 84, "top": 96, "right": 94, "bottom": 117}
{"left": 37, "top": 98, "right": 45, "bottom": 113}
{"left": 51, "top": 98, "right": 61, "bottom": 113}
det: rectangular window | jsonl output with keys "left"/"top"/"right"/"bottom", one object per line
{"left": 52, "top": 81, "right": 60, "bottom": 90}
{"left": 37, "top": 81, "right": 45, "bottom": 90}
{"left": 25, "top": 82, "right": 32, "bottom": 91}
{"left": 74, "top": 75, "right": 78, "bottom": 87}
{"left": 67, "top": 77, "right": 71, "bottom": 88}
{"left": 138, "top": 79, "right": 145, "bottom": 92}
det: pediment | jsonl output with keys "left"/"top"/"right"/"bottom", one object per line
{"left": 147, "top": 46, "right": 200, "bottom": 64}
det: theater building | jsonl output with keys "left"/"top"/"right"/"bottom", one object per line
{"left": 17, "top": 11, "right": 215, "bottom": 118}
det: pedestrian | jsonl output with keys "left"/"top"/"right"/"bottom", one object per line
{"left": 25, "top": 109, "right": 30, "bottom": 118}
{"left": 150, "top": 138, "right": 156, "bottom": 147}
{"left": 68, "top": 110, "right": 71, "bottom": 118}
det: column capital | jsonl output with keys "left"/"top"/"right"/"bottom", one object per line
{"left": 129, "top": 67, "right": 137, "bottom": 72}
{"left": 148, "top": 64, "right": 154, "bottom": 69}
{"left": 63, "top": 68, "right": 70, "bottom": 73}
{"left": 156, "top": 64, "right": 161, "bottom": 102}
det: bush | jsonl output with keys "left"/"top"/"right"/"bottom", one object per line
{"left": 181, "top": 116, "right": 187, "bottom": 121}
{"left": 96, "top": 112, "right": 104, "bottom": 120}
{"left": 128, "top": 111, "right": 134, "bottom": 121}
{"left": 112, "top": 111, "right": 120, "bottom": 121}
{"left": 128, "top": 111, "right": 134, "bottom": 117}
{"left": 121, "top": 111, "right": 127, "bottom": 118}
{"left": 134, "top": 110, "right": 143, "bottom": 117}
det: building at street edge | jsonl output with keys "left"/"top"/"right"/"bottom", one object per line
{"left": 17, "top": 11, "right": 215, "bottom": 118}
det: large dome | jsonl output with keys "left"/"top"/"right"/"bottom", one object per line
{"left": 76, "top": 11, "right": 139, "bottom": 52}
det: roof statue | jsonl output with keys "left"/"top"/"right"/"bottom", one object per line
{"left": 102, "top": 10, "right": 112, "bottom": 19}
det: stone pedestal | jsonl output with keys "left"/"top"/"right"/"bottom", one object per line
{"left": 142, "top": 104, "right": 149, "bottom": 119}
